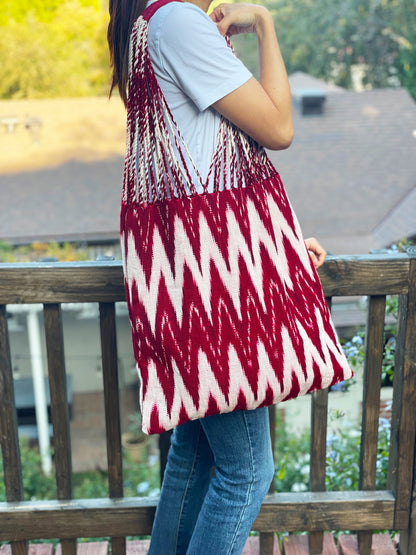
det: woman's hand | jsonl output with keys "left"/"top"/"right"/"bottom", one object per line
{"left": 210, "top": 3, "right": 271, "bottom": 37}
{"left": 305, "top": 237, "right": 327, "bottom": 269}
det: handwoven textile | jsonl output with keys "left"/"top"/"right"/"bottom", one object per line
{"left": 121, "top": 0, "right": 353, "bottom": 434}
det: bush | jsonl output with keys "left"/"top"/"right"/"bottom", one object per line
{"left": 272, "top": 410, "right": 390, "bottom": 494}
{"left": 0, "top": 411, "right": 391, "bottom": 503}
{"left": 0, "top": 438, "right": 160, "bottom": 502}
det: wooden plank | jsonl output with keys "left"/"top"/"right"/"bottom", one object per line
{"left": 59, "top": 540, "right": 77, "bottom": 555}
{"left": 268, "top": 403, "right": 276, "bottom": 487}
{"left": 307, "top": 297, "right": 331, "bottom": 554}
{"left": 99, "top": 303, "right": 125, "bottom": 555}
{"left": 0, "top": 306, "right": 23, "bottom": 501}
{"left": 259, "top": 410, "right": 276, "bottom": 550}
{"left": 253, "top": 491, "right": 396, "bottom": 532}
{"left": 359, "top": 295, "right": 385, "bottom": 490}
{"left": 43, "top": 304, "right": 73, "bottom": 499}
{"left": 387, "top": 256, "right": 416, "bottom": 529}
{"left": 358, "top": 295, "right": 386, "bottom": 555}
{"left": 126, "top": 537, "right": 281, "bottom": 555}
{"left": 44, "top": 305, "right": 77, "bottom": 555}
{"left": 99, "top": 303, "right": 123, "bottom": 498}
{"left": 311, "top": 302, "right": 331, "bottom": 555}
{"left": 0, "top": 491, "right": 395, "bottom": 540}
{"left": 282, "top": 533, "right": 337, "bottom": 554}
{"left": 396, "top": 321, "right": 416, "bottom": 555}
{"left": 318, "top": 254, "right": 409, "bottom": 296}
{"left": 260, "top": 532, "right": 276, "bottom": 554}
{"left": 309, "top": 387, "right": 329, "bottom": 555}
{"left": 404, "top": 445, "right": 416, "bottom": 554}
{"left": 0, "top": 256, "right": 410, "bottom": 306}
{"left": 250, "top": 536, "right": 280, "bottom": 554}
{"left": 159, "top": 430, "right": 172, "bottom": 485}
{"left": 8, "top": 546, "right": 26, "bottom": 555}
{"left": 56, "top": 542, "right": 109, "bottom": 555}
{"left": 109, "top": 538, "right": 125, "bottom": 555}
{"left": 338, "top": 534, "right": 396, "bottom": 555}
{"left": 0, "top": 262, "right": 125, "bottom": 304}
{"left": 0, "top": 306, "right": 27, "bottom": 555}
{"left": 260, "top": 411, "right": 276, "bottom": 552}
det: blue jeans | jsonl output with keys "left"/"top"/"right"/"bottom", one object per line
{"left": 148, "top": 406, "right": 274, "bottom": 555}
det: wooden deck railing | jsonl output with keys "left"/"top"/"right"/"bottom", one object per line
{"left": 0, "top": 253, "right": 415, "bottom": 555}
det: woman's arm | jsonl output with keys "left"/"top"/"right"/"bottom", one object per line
{"left": 210, "top": 3, "right": 293, "bottom": 151}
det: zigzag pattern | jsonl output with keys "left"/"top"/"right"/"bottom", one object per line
{"left": 121, "top": 175, "right": 352, "bottom": 434}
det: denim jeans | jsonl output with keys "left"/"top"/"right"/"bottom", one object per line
{"left": 147, "top": 406, "right": 274, "bottom": 555}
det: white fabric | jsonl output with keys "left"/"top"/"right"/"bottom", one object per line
{"left": 147, "top": 1, "right": 252, "bottom": 183}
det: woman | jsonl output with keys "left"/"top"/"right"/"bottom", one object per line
{"left": 108, "top": 0, "right": 346, "bottom": 553}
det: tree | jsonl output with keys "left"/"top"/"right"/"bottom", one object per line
{"left": 233, "top": 0, "right": 416, "bottom": 99}
{"left": 0, "top": 0, "right": 110, "bottom": 98}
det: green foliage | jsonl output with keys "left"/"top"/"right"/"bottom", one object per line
{"left": 234, "top": 0, "right": 416, "bottom": 99}
{"left": 274, "top": 411, "right": 312, "bottom": 492}
{"left": 1, "top": 0, "right": 414, "bottom": 99}
{"left": 0, "top": 240, "right": 89, "bottom": 262}
{"left": 0, "top": 414, "right": 391, "bottom": 528}
{"left": 0, "top": 0, "right": 110, "bottom": 99}
{"left": 325, "top": 417, "right": 390, "bottom": 491}
{"left": 0, "top": 438, "right": 57, "bottom": 501}
{"left": 273, "top": 410, "right": 390, "bottom": 493}
{"left": 123, "top": 447, "right": 160, "bottom": 498}
{"left": 343, "top": 241, "right": 415, "bottom": 386}
{"left": 0, "top": 437, "right": 160, "bottom": 502}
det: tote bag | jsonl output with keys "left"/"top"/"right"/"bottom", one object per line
{"left": 121, "top": 0, "right": 353, "bottom": 434}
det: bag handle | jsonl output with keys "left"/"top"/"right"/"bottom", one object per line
{"left": 142, "top": 0, "right": 181, "bottom": 22}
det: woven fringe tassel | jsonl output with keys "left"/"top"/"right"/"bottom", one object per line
{"left": 123, "top": 16, "right": 277, "bottom": 208}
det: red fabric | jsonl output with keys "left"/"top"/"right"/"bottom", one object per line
{"left": 121, "top": 1, "right": 353, "bottom": 433}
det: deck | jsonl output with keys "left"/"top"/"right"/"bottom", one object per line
{"left": 0, "top": 534, "right": 398, "bottom": 554}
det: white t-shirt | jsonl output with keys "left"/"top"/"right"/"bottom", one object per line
{"left": 147, "top": 1, "right": 252, "bottom": 184}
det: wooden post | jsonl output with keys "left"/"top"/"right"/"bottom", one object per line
{"left": 44, "top": 303, "right": 77, "bottom": 555}
{"left": 388, "top": 250, "right": 416, "bottom": 554}
{"left": 0, "top": 305, "right": 27, "bottom": 555}
{"left": 308, "top": 297, "right": 331, "bottom": 555}
{"left": 358, "top": 295, "right": 386, "bottom": 555}
{"left": 259, "top": 405, "right": 277, "bottom": 554}
{"left": 99, "top": 302, "right": 126, "bottom": 555}
{"left": 159, "top": 430, "right": 173, "bottom": 485}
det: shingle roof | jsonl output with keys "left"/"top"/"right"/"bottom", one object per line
{"left": 269, "top": 75, "right": 416, "bottom": 254}
{"left": 0, "top": 97, "right": 125, "bottom": 245}
{"left": 1, "top": 79, "right": 415, "bottom": 253}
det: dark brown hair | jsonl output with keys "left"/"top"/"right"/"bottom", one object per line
{"left": 108, "top": 0, "right": 147, "bottom": 107}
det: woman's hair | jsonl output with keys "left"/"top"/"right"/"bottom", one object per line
{"left": 108, "top": 0, "right": 147, "bottom": 107}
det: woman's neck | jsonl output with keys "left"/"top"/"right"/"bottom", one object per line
{"left": 185, "top": 0, "right": 212, "bottom": 13}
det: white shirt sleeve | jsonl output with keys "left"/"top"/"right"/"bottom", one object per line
{"left": 152, "top": 2, "right": 252, "bottom": 111}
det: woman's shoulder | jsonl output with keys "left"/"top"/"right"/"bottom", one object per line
{"left": 149, "top": 1, "right": 217, "bottom": 39}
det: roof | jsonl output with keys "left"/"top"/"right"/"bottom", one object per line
{"left": 288, "top": 71, "right": 346, "bottom": 94}
{"left": 1, "top": 78, "right": 415, "bottom": 253}
{"left": 269, "top": 75, "right": 416, "bottom": 254}
{"left": 0, "top": 97, "right": 125, "bottom": 244}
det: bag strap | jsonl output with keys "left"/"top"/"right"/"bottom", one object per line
{"left": 142, "top": 0, "right": 180, "bottom": 22}
{"left": 123, "top": 1, "right": 276, "bottom": 206}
